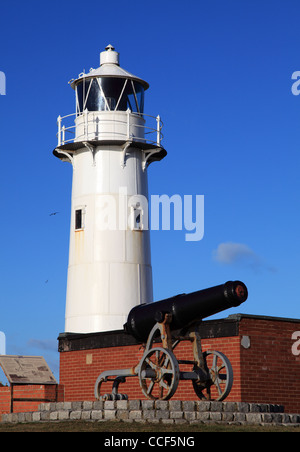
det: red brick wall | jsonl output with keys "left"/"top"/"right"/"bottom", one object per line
{"left": 59, "top": 336, "right": 241, "bottom": 403}
{"left": 239, "top": 317, "right": 300, "bottom": 413}
{"left": 0, "top": 385, "right": 64, "bottom": 416}
{"left": 0, "top": 387, "right": 10, "bottom": 416}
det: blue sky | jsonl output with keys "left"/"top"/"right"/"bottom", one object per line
{"left": 0, "top": 0, "right": 300, "bottom": 382}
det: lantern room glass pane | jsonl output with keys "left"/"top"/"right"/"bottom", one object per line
{"left": 76, "top": 77, "right": 145, "bottom": 113}
{"left": 100, "top": 78, "right": 126, "bottom": 110}
{"left": 133, "top": 82, "right": 144, "bottom": 113}
{"left": 76, "top": 79, "right": 106, "bottom": 112}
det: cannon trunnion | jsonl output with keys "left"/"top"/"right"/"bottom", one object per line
{"left": 94, "top": 281, "right": 248, "bottom": 401}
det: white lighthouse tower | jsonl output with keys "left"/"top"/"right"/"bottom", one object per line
{"left": 54, "top": 45, "right": 166, "bottom": 334}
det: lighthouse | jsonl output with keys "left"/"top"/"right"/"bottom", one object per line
{"left": 54, "top": 45, "right": 166, "bottom": 334}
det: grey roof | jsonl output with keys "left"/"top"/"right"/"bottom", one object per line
{"left": 70, "top": 48, "right": 149, "bottom": 90}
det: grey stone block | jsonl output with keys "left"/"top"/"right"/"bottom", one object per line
{"left": 169, "top": 400, "right": 182, "bottom": 411}
{"left": 1, "top": 413, "right": 11, "bottom": 423}
{"left": 55, "top": 402, "right": 64, "bottom": 410}
{"left": 129, "top": 400, "right": 141, "bottom": 410}
{"left": 143, "top": 410, "right": 155, "bottom": 420}
{"left": 63, "top": 402, "right": 72, "bottom": 410}
{"left": 184, "top": 411, "right": 196, "bottom": 421}
{"left": 234, "top": 412, "right": 246, "bottom": 422}
{"left": 11, "top": 413, "right": 19, "bottom": 423}
{"left": 70, "top": 410, "right": 82, "bottom": 420}
{"left": 142, "top": 400, "right": 154, "bottom": 410}
{"left": 40, "top": 411, "right": 51, "bottom": 421}
{"left": 25, "top": 412, "right": 33, "bottom": 422}
{"left": 129, "top": 410, "right": 142, "bottom": 420}
{"left": 261, "top": 413, "right": 273, "bottom": 423}
{"left": 39, "top": 403, "right": 50, "bottom": 411}
{"left": 170, "top": 411, "right": 183, "bottom": 419}
{"left": 182, "top": 401, "right": 195, "bottom": 412}
{"left": 155, "top": 400, "right": 168, "bottom": 410}
{"left": 81, "top": 410, "right": 91, "bottom": 420}
{"left": 58, "top": 410, "right": 70, "bottom": 420}
{"left": 50, "top": 411, "right": 58, "bottom": 421}
{"left": 236, "top": 402, "right": 249, "bottom": 412}
{"left": 71, "top": 401, "right": 83, "bottom": 410}
{"left": 259, "top": 404, "right": 269, "bottom": 413}
{"left": 117, "top": 410, "right": 129, "bottom": 420}
{"left": 155, "top": 410, "right": 169, "bottom": 420}
{"left": 116, "top": 400, "right": 128, "bottom": 410}
{"left": 249, "top": 403, "right": 265, "bottom": 412}
{"left": 290, "top": 414, "right": 300, "bottom": 423}
{"left": 197, "top": 411, "right": 210, "bottom": 422}
{"left": 246, "top": 413, "right": 262, "bottom": 423}
{"left": 17, "top": 413, "right": 26, "bottom": 423}
{"left": 104, "top": 409, "right": 116, "bottom": 420}
{"left": 93, "top": 400, "right": 104, "bottom": 410}
{"left": 222, "top": 412, "right": 234, "bottom": 422}
{"left": 197, "top": 401, "right": 211, "bottom": 412}
{"left": 83, "top": 401, "right": 93, "bottom": 410}
{"left": 210, "top": 412, "right": 222, "bottom": 422}
{"left": 223, "top": 402, "right": 236, "bottom": 412}
{"left": 104, "top": 400, "right": 115, "bottom": 410}
{"left": 281, "top": 413, "right": 291, "bottom": 423}
{"left": 32, "top": 412, "right": 41, "bottom": 422}
{"left": 210, "top": 401, "right": 223, "bottom": 412}
{"left": 91, "top": 410, "right": 103, "bottom": 420}
{"left": 272, "top": 413, "right": 283, "bottom": 423}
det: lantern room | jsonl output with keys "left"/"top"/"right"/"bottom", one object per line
{"left": 54, "top": 45, "right": 165, "bottom": 162}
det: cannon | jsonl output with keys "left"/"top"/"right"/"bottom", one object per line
{"left": 94, "top": 280, "right": 248, "bottom": 402}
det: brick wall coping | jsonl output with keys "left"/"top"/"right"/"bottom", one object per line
{"left": 58, "top": 316, "right": 239, "bottom": 352}
{"left": 58, "top": 313, "right": 300, "bottom": 353}
{"left": 3, "top": 400, "right": 300, "bottom": 426}
{"left": 228, "top": 313, "right": 300, "bottom": 323}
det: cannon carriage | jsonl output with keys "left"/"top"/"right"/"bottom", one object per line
{"left": 94, "top": 280, "right": 248, "bottom": 402}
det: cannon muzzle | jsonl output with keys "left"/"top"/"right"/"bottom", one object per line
{"left": 124, "top": 280, "right": 248, "bottom": 342}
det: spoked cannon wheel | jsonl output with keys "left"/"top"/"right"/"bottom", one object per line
{"left": 193, "top": 350, "right": 233, "bottom": 401}
{"left": 138, "top": 347, "right": 180, "bottom": 400}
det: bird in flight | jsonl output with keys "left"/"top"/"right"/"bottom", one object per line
{"left": 49, "top": 212, "right": 59, "bottom": 216}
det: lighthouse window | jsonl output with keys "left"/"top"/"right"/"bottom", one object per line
{"left": 132, "top": 82, "right": 144, "bottom": 113}
{"left": 122, "top": 80, "right": 144, "bottom": 113}
{"left": 75, "top": 208, "right": 83, "bottom": 230}
{"left": 76, "top": 79, "right": 106, "bottom": 113}
{"left": 76, "top": 77, "right": 144, "bottom": 114}
{"left": 131, "top": 206, "right": 143, "bottom": 231}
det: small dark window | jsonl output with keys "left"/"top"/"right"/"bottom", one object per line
{"left": 75, "top": 209, "right": 83, "bottom": 230}
{"left": 132, "top": 206, "right": 142, "bottom": 230}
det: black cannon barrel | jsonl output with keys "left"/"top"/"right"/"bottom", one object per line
{"left": 124, "top": 281, "right": 248, "bottom": 342}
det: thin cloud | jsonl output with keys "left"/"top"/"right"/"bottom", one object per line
{"left": 213, "top": 242, "right": 257, "bottom": 264}
{"left": 213, "top": 242, "right": 277, "bottom": 273}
